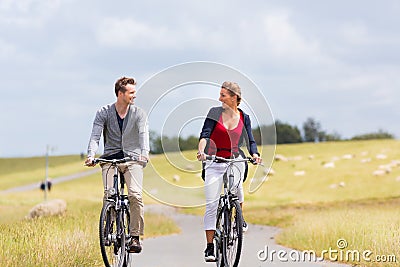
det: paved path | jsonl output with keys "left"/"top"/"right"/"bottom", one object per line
{"left": 130, "top": 205, "right": 349, "bottom": 267}
{"left": 0, "top": 168, "right": 100, "bottom": 194}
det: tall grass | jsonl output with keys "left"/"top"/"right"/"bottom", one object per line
{"left": 275, "top": 200, "right": 400, "bottom": 266}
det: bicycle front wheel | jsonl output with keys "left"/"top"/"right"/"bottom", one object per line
{"left": 223, "top": 200, "right": 243, "bottom": 267}
{"left": 215, "top": 206, "right": 224, "bottom": 267}
{"left": 99, "top": 201, "right": 126, "bottom": 267}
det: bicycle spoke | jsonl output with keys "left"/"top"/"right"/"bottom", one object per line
{"left": 215, "top": 206, "right": 225, "bottom": 266}
{"left": 100, "top": 202, "right": 127, "bottom": 267}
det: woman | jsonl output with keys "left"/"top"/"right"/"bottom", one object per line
{"left": 197, "top": 81, "right": 262, "bottom": 262}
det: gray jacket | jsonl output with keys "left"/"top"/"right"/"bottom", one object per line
{"left": 87, "top": 103, "right": 150, "bottom": 159}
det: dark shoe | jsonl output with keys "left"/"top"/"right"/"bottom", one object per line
{"left": 243, "top": 220, "right": 248, "bottom": 232}
{"left": 204, "top": 243, "right": 216, "bottom": 262}
{"left": 129, "top": 238, "right": 142, "bottom": 253}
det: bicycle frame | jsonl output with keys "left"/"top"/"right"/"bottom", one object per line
{"left": 205, "top": 155, "right": 257, "bottom": 267}
{"left": 94, "top": 157, "right": 135, "bottom": 267}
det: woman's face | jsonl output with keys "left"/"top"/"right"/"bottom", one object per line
{"left": 219, "top": 88, "right": 236, "bottom": 109}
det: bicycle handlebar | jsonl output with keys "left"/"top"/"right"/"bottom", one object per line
{"left": 205, "top": 155, "right": 260, "bottom": 165}
{"left": 86, "top": 156, "right": 147, "bottom": 166}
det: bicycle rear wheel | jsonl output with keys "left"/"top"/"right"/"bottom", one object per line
{"left": 223, "top": 200, "right": 243, "bottom": 267}
{"left": 122, "top": 203, "right": 131, "bottom": 266}
{"left": 99, "top": 201, "right": 126, "bottom": 267}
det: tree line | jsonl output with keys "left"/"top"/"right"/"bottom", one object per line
{"left": 149, "top": 117, "right": 395, "bottom": 154}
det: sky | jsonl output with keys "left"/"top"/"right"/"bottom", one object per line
{"left": 0, "top": 0, "right": 399, "bottom": 157}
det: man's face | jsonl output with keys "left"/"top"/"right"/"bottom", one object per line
{"left": 119, "top": 84, "right": 136, "bottom": 104}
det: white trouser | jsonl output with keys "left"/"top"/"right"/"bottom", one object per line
{"left": 203, "top": 158, "right": 245, "bottom": 230}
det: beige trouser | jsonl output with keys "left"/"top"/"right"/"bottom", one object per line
{"left": 101, "top": 162, "right": 144, "bottom": 236}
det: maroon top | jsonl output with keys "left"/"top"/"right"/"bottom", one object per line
{"left": 208, "top": 112, "right": 244, "bottom": 158}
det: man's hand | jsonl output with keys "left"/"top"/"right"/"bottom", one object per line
{"left": 139, "top": 155, "right": 148, "bottom": 163}
{"left": 85, "top": 156, "right": 95, "bottom": 167}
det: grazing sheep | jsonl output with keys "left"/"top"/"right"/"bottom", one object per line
{"left": 329, "top": 183, "right": 338, "bottom": 189}
{"left": 372, "top": 169, "right": 386, "bottom": 176}
{"left": 329, "top": 182, "right": 346, "bottom": 189}
{"left": 378, "top": 165, "right": 392, "bottom": 173}
{"left": 360, "top": 158, "right": 371, "bottom": 163}
{"left": 149, "top": 188, "right": 158, "bottom": 195}
{"left": 308, "top": 155, "right": 315, "bottom": 160}
{"left": 172, "top": 174, "right": 180, "bottom": 182}
{"left": 376, "top": 154, "right": 387, "bottom": 160}
{"left": 390, "top": 160, "right": 400, "bottom": 167}
{"left": 27, "top": 199, "right": 67, "bottom": 219}
{"left": 264, "top": 167, "right": 275, "bottom": 176}
{"left": 323, "top": 162, "right": 335, "bottom": 168}
{"left": 342, "top": 154, "right": 354, "bottom": 159}
{"left": 294, "top": 170, "right": 305, "bottom": 176}
{"left": 274, "top": 154, "right": 288, "bottom": 162}
{"left": 396, "top": 177, "right": 400, "bottom": 182}
{"left": 185, "top": 164, "right": 195, "bottom": 171}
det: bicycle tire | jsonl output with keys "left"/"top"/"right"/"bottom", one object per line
{"left": 99, "top": 201, "right": 126, "bottom": 267}
{"left": 215, "top": 205, "right": 225, "bottom": 267}
{"left": 223, "top": 200, "right": 243, "bottom": 267}
{"left": 122, "top": 202, "right": 131, "bottom": 267}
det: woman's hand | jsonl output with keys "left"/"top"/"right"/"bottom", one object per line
{"left": 197, "top": 151, "right": 206, "bottom": 161}
{"left": 252, "top": 154, "right": 262, "bottom": 164}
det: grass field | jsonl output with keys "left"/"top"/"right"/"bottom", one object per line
{"left": 1, "top": 139, "right": 400, "bottom": 266}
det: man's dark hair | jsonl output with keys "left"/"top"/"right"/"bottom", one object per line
{"left": 115, "top": 77, "right": 136, "bottom": 97}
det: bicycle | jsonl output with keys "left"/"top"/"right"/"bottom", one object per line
{"left": 204, "top": 155, "right": 258, "bottom": 267}
{"left": 90, "top": 156, "right": 140, "bottom": 267}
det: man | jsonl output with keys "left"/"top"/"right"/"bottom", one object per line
{"left": 85, "top": 76, "right": 150, "bottom": 253}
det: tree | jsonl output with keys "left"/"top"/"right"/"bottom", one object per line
{"left": 252, "top": 124, "right": 276, "bottom": 145}
{"left": 303, "top": 117, "right": 321, "bottom": 142}
{"left": 275, "top": 120, "right": 302, "bottom": 144}
{"left": 351, "top": 129, "right": 394, "bottom": 140}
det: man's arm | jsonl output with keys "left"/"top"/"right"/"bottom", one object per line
{"left": 86, "top": 109, "right": 106, "bottom": 165}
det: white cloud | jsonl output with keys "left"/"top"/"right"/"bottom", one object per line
{"left": 0, "top": 39, "right": 16, "bottom": 58}
{"left": 96, "top": 18, "right": 177, "bottom": 49}
{"left": 95, "top": 17, "right": 226, "bottom": 52}
{"left": 0, "top": 0, "right": 61, "bottom": 28}
{"left": 339, "top": 21, "right": 370, "bottom": 45}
